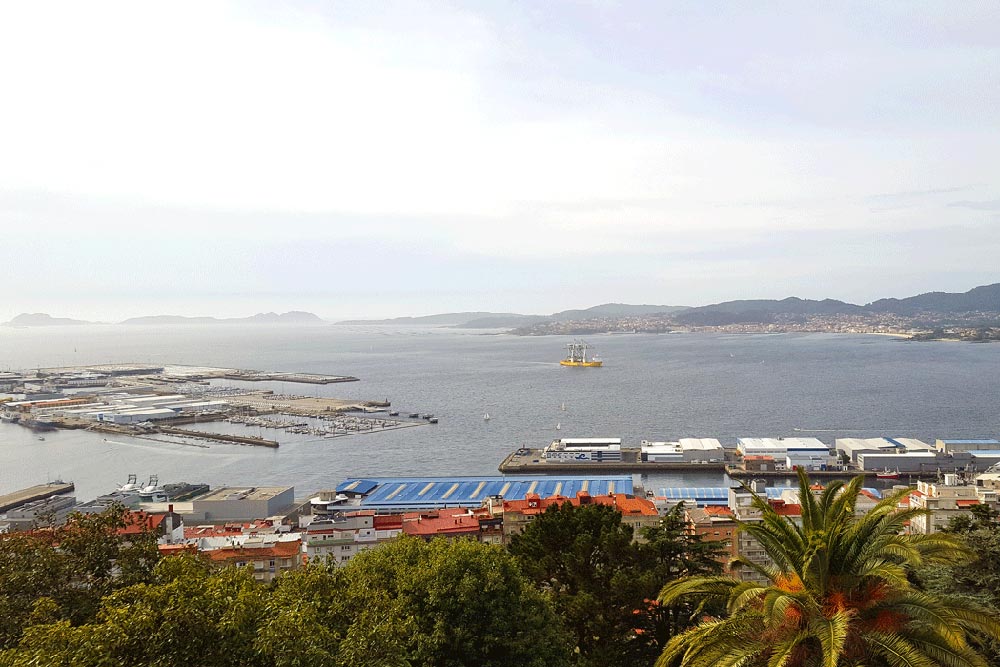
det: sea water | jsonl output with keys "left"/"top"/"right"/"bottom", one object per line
{"left": 2, "top": 325, "right": 998, "bottom": 500}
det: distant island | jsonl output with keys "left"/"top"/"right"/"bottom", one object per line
{"left": 120, "top": 311, "right": 325, "bottom": 325}
{"left": 3, "top": 311, "right": 325, "bottom": 327}
{"left": 2, "top": 313, "right": 95, "bottom": 327}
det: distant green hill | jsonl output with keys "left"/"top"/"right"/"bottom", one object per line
{"left": 675, "top": 297, "right": 864, "bottom": 325}
{"left": 549, "top": 303, "right": 689, "bottom": 321}
{"left": 338, "top": 304, "right": 688, "bottom": 328}
{"left": 867, "top": 283, "right": 1000, "bottom": 315}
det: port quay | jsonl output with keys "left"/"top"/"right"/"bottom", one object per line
{"left": 0, "top": 363, "right": 434, "bottom": 448}
{"left": 2, "top": 361, "right": 1000, "bottom": 561}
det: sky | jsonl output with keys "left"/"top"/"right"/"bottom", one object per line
{"left": 1, "top": 1, "right": 998, "bottom": 321}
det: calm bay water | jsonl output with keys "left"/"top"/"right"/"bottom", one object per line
{"left": 2, "top": 325, "right": 999, "bottom": 501}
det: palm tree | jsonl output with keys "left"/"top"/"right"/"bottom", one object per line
{"left": 657, "top": 470, "right": 1000, "bottom": 667}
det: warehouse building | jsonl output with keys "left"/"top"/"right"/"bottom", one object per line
{"left": 969, "top": 451, "right": 1000, "bottom": 469}
{"left": 836, "top": 437, "right": 932, "bottom": 463}
{"left": 191, "top": 486, "right": 297, "bottom": 521}
{"left": 737, "top": 437, "right": 835, "bottom": 471}
{"left": 641, "top": 438, "right": 723, "bottom": 463}
{"left": 856, "top": 451, "right": 942, "bottom": 473}
{"left": 543, "top": 437, "right": 623, "bottom": 462}
{"left": 936, "top": 438, "right": 1000, "bottom": 453}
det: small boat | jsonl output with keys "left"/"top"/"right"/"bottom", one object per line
{"left": 555, "top": 422, "right": 561, "bottom": 431}
{"left": 37, "top": 436, "right": 45, "bottom": 441}
{"left": 560, "top": 402, "right": 566, "bottom": 411}
{"left": 118, "top": 474, "right": 142, "bottom": 493}
{"left": 388, "top": 411, "right": 399, "bottom": 417}
{"left": 429, "top": 417, "right": 438, "bottom": 424}
{"left": 484, "top": 413, "right": 490, "bottom": 421}
{"left": 421, "top": 414, "right": 433, "bottom": 420}
{"left": 876, "top": 468, "right": 900, "bottom": 480}
{"left": 408, "top": 413, "right": 420, "bottom": 418}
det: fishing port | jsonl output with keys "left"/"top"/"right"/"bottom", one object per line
{"left": 0, "top": 363, "right": 436, "bottom": 448}
{"left": 499, "top": 436, "right": 1000, "bottom": 480}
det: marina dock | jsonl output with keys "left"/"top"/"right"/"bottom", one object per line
{"left": 0, "top": 482, "right": 75, "bottom": 513}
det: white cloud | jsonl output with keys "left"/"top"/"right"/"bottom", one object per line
{"left": 0, "top": 1, "right": 998, "bottom": 314}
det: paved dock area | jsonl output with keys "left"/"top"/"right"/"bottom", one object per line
{"left": 225, "top": 394, "right": 368, "bottom": 415}
{"left": 498, "top": 448, "right": 728, "bottom": 474}
{"left": 0, "top": 482, "right": 75, "bottom": 513}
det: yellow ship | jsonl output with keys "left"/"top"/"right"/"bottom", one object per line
{"left": 560, "top": 341, "right": 602, "bottom": 367}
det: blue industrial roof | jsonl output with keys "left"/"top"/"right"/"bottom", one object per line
{"left": 941, "top": 439, "right": 1000, "bottom": 444}
{"left": 336, "top": 479, "right": 378, "bottom": 495}
{"left": 658, "top": 487, "right": 738, "bottom": 506}
{"left": 763, "top": 487, "right": 883, "bottom": 500}
{"left": 969, "top": 450, "right": 1000, "bottom": 457}
{"left": 338, "top": 475, "right": 634, "bottom": 509}
{"left": 658, "top": 487, "right": 728, "bottom": 500}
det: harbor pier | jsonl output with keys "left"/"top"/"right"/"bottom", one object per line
{"left": 0, "top": 482, "right": 76, "bottom": 513}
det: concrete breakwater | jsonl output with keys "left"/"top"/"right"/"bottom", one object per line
{"left": 159, "top": 426, "right": 279, "bottom": 448}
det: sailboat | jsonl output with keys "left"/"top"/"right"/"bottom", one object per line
{"left": 560, "top": 402, "right": 566, "bottom": 411}
{"left": 555, "top": 422, "right": 561, "bottom": 430}
{"left": 483, "top": 413, "right": 491, "bottom": 421}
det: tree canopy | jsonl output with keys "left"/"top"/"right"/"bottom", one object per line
{"left": 0, "top": 504, "right": 159, "bottom": 650}
{"left": 2, "top": 536, "right": 571, "bottom": 667}
{"left": 509, "top": 501, "right": 724, "bottom": 667}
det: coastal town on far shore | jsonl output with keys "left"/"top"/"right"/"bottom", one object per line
{"left": 513, "top": 310, "right": 1000, "bottom": 341}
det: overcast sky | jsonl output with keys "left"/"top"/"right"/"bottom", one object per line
{"left": 1, "top": 1, "right": 998, "bottom": 321}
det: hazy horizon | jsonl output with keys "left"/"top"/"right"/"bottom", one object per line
{"left": 2, "top": 2, "right": 998, "bottom": 322}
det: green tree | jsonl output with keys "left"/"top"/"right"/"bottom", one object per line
{"left": 3, "top": 553, "right": 267, "bottom": 667}
{"left": 631, "top": 505, "right": 726, "bottom": 663}
{"left": 5, "top": 537, "right": 570, "bottom": 667}
{"left": 0, "top": 504, "right": 159, "bottom": 649}
{"left": 915, "top": 504, "right": 1000, "bottom": 666}
{"left": 333, "top": 536, "right": 571, "bottom": 667}
{"left": 657, "top": 470, "right": 1000, "bottom": 667}
{"left": 509, "top": 501, "right": 723, "bottom": 667}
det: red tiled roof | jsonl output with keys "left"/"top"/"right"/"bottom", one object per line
{"left": 771, "top": 502, "right": 802, "bottom": 517}
{"left": 402, "top": 507, "right": 480, "bottom": 537}
{"left": 204, "top": 539, "right": 302, "bottom": 563}
{"left": 956, "top": 500, "right": 981, "bottom": 507}
{"left": 118, "top": 511, "right": 168, "bottom": 536}
{"left": 373, "top": 514, "right": 403, "bottom": 530}
{"left": 704, "top": 506, "right": 735, "bottom": 516}
{"left": 158, "top": 543, "right": 196, "bottom": 555}
{"left": 183, "top": 520, "right": 274, "bottom": 539}
{"left": 503, "top": 492, "right": 658, "bottom": 517}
